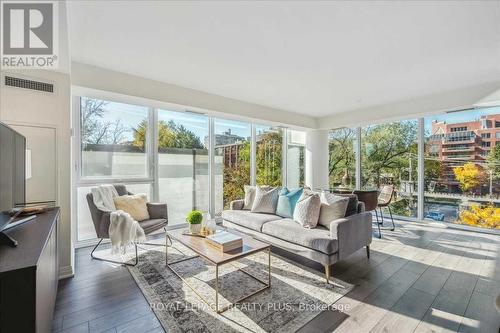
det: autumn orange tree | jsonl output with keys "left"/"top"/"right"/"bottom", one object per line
{"left": 452, "top": 162, "right": 484, "bottom": 194}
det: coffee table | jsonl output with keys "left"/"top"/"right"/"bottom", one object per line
{"left": 166, "top": 228, "right": 271, "bottom": 314}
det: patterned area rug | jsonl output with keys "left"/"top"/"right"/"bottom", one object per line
{"left": 127, "top": 241, "right": 353, "bottom": 333}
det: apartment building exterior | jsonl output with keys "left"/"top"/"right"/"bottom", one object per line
{"left": 427, "top": 114, "right": 500, "bottom": 193}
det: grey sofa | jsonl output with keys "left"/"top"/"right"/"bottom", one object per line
{"left": 222, "top": 195, "right": 372, "bottom": 283}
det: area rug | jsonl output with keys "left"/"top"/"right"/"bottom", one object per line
{"left": 123, "top": 241, "right": 353, "bottom": 333}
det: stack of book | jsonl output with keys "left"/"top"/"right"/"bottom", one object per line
{"left": 205, "top": 231, "right": 243, "bottom": 252}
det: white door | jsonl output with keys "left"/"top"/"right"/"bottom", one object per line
{"left": 10, "top": 124, "right": 57, "bottom": 204}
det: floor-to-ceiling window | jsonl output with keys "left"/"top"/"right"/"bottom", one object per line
{"left": 424, "top": 107, "right": 500, "bottom": 229}
{"left": 256, "top": 125, "right": 283, "bottom": 186}
{"left": 361, "top": 120, "right": 418, "bottom": 218}
{"left": 157, "top": 110, "right": 209, "bottom": 226}
{"left": 327, "top": 109, "right": 499, "bottom": 230}
{"left": 74, "top": 94, "right": 309, "bottom": 244}
{"left": 214, "top": 118, "right": 251, "bottom": 213}
{"left": 286, "top": 129, "right": 306, "bottom": 188}
{"left": 76, "top": 97, "right": 153, "bottom": 241}
{"left": 329, "top": 128, "right": 357, "bottom": 190}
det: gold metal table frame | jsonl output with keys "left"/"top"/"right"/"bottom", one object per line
{"left": 165, "top": 235, "right": 271, "bottom": 314}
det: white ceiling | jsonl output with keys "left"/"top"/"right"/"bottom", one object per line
{"left": 67, "top": 1, "right": 500, "bottom": 118}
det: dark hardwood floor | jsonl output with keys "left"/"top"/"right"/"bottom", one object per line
{"left": 53, "top": 219, "right": 500, "bottom": 333}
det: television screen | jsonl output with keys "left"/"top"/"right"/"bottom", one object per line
{"left": 0, "top": 122, "right": 26, "bottom": 212}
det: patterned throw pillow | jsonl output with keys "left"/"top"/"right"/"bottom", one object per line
{"left": 243, "top": 185, "right": 270, "bottom": 210}
{"left": 293, "top": 191, "right": 321, "bottom": 228}
{"left": 318, "top": 192, "right": 350, "bottom": 229}
{"left": 276, "top": 187, "right": 303, "bottom": 218}
{"left": 113, "top": 194, "right": 150, "bottom": 221}
{"left": 251, "top": 186, "right": 280, "bottom": 214}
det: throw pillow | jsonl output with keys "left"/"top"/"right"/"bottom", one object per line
{"left": 339, "top": 194, "right": 359, "bottom": 216}
{"left": 243, "top": 185, "right": 271, "bottom": 210}
{"left": 318, "top": 192, "right": 350, "bottom": 229}
{"left": 276, "top": 187, "right": 303, "bottom": 218}
{"left": 293, "top": 191, "right": 321, "bottom": 228}
{"left": 251, "top": 186, "right": 279, "bottom": 214}
{"left": 113, "top": 194, "right": 150, "bottom": 221}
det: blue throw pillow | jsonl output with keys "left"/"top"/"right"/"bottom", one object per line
{"left": 276, "top": 187, "right": 303, "bottom": 218}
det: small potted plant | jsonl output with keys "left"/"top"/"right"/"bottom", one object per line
{"left": 186, "top": 210, "right": 203, "bottom": 234}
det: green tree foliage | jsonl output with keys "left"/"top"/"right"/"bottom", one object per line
{"left": 221, "top": 130, "right": 283, "bottom": 207}
{"left": 424, "top": 159, "right": 443, "bottom": 187}
{"left": 256, "top": 131, "right": 282, "bottom": 186}
{"left": 361, "top": 121, "right": 418, "bottom": 188}
{"left": 329, "top": 128, "right": 356, "bottom": 187}
{"left": 133, "top": 120, "right": 204, "bottom": 149}
{"left": 487, "top": 144, "right": 500, "bottom": 180}
{"left": 222, "top": 142, "right": 251, "bottom": 208}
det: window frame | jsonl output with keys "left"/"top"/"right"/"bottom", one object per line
{"left": 75, "top": 96, "right": 155, "bottom": 185}
{"left": 72, "top": 92, "right": 309, "bottom": 246}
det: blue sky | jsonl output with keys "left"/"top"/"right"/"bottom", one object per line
{"left": 97, "top": 99, "right": 257, "bottom": 142}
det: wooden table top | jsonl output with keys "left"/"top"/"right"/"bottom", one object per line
{"left": 167, "top": 227, "right": 270, "bottom": 265}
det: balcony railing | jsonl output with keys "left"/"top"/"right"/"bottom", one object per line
{"left": 442, "top": 147, "right": 474, "bottom": 152}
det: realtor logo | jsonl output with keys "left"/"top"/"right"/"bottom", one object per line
{"left": 1, "top": 1, "right": 58, "bottom": 68}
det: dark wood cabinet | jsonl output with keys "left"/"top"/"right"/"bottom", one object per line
{"left": 0, "top": 208, "right": 59, "bottom": 333}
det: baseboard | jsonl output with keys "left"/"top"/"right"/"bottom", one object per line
{"left": 58, "top": 265, "right": 74, "bottom": 279}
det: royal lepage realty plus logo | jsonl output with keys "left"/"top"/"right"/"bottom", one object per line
{"left": 1, "top": 1, "right": 58, "bottom": 68}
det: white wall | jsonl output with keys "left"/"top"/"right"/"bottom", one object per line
{"left": 0, "top": 69, "right": 72, "bottom": 278}
{"left": 305, "top": 130, "right": 329, "bottom": 190}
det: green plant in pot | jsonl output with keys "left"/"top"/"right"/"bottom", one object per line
{"left": 186, "top": 210, "right": 203, "bottom": 234}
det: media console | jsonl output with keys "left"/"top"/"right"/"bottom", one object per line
{"left": 0, "top": 208, "right": 59, "bottom": 333}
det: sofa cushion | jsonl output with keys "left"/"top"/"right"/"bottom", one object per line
{"left": 318, "top": 192, "right": 349, "bottom": 229}
{"left": 221, "top": 210, "right": 282, "bottom": 231}
{"left": 262, "top": 219, "right": 338, "bottom": 254}
{"left": 139, "top": 218, "right": 167, "bottom": 234}
{"left": 293, "top": 191, "right": 321, "bottom": 228}
{"left": 276, "top": 187, "right": 303, "bottom": 218}
{"left": 251, "top": 186, "right": 280, "bottom": 214}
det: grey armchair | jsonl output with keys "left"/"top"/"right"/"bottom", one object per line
{"left": 86, "top": 184, "right": 169, "bottom": 266}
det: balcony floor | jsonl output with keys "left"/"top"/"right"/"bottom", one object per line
{"left": 53, "top": 219, "right": 500, "bottom": 333}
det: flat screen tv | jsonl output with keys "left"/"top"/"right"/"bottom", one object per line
{"left": 0, "top": 122, "right": 26, "bottom": 213}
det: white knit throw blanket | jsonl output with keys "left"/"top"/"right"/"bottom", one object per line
{"left": 91, "top": 185, "right": 146, "bottom": 253}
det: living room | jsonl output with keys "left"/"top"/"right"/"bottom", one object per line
{"left": 0, "top": 1, "right": 499, "bottom": 333}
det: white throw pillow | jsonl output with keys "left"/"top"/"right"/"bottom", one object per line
{"left": 113, "top": 194, "right": 150, "bottom": 221}
{"left": 243, "top": 185, "right": 270, "bottom": 210}
{"left": 243, "top": 185, "right": 256, "bottom": 210}
{"left": 251, "top": 186, "right": 279, "bottom": 214}
{"left": 318, "top": 192, "right": 350, "bottom": 229}
{"left": 293, "top": 191, "right": 321, "bottom": 228}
